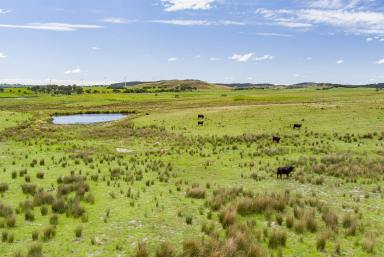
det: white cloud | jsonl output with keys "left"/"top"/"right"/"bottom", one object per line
{"left": 230, "top": 53, "right": 274, "bottom": 62}
{"left": 375, "top": 58, "right": 384, "bottom": 64}
{"left": 366, "top": 37, "right": 373, "bottom": 41}
{"left": 161, "top": 0, "right": 215, "bottom": 12}
{"left": 0, "top": 9, "right": 11, "bottom": 14}
{"left": 91, "top": 46, "right": 100, "bottom": 51}
{"left": 64, "top": 68, "right": 81, "bottom": 75}
{"left": 307, "top": 0, "right": 344, "bottom": 9}
{"left": 152, "top": 19, "right": 211, "bottom": 26}
{"left": 336, "top": 59, "right": 344, "bottom": 64}
{"left": 0, "top": 23, "right": 102, "bottom": 31}
{"left": 101, "top": 18, "right": 136, "bottom": 24}
{"left": 230, "top": 53, "right": 255, "bottom": 62}
{"left": 256, "top": 7, "right": 384, "bottom": 35}
{"left": 209, "top": 57, "right": 221, "bottom": 61}
{"left": 254, "top": 32, "right": 293, "bottom": 37}
{"left": 0, "top": 52, "right": 7, "bottom": 58}
{"left": 150, "top": 19, "right": 244, "bottom": 26}
{"left": 254, "top": 54, "right": 274, "bottom": 61}
{"left": 168, "top": 57, "right": 178, "bottom": 61}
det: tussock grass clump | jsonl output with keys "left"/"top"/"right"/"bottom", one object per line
{"left": 42, "top": 226, "right": 55, "bottom": 241}
{"left": 27, "top": 243, "right": 42, "bottom": 257}
{"left": 322, "top": 209, "right": 338, "bottom": 231}
{"left": 186, "top": 187, "right": 206, "bottom": 199}
{"left": 268, "top": 229, "right": 287, "bottom": 249}
{"left": 316, "top": 232, "right": 329, "bottom": 251}
{"left": 156, "top": 242, "right": 175, "bottom": 257}
{"left": 134, "top": 242, "right": 149, "bottom": 257}
{"left": 362, "top": 232, "right": 376, "bottom": 253}
{"left": 21, "top": 184, "right": 37, "bottom": 196}
{"left": 0, "top": 183, "right": 9, "bottom": 193}
{"left": 74, "top": 226, "right": 82, "bottom": 238}
{"left": 6, "top": 215, "right": 16, "bottom": 227}
{"left": 219, "top": 207, "right": 236, "bottom": 228}
{"left": 36, "top": 172, "right": 44, "bottom": 179}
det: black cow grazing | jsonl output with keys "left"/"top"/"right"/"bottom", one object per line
{"left": 272, "top": 136, "right": 281, "bottom": 143}
{"left": 198, "top": 114, "right": 205, "bottom": 119}
{"left": 198, "top": 121, "right": 204, "bottom": 126}
{"left": 277, "top": 166, "right": 295, "bottom": 179}
{"left": 293, "top": 124, "right": 302, "bottom": 129}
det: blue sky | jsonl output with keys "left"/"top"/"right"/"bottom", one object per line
{"left": 0, "top": 0, "right": 384, "bottom": 85}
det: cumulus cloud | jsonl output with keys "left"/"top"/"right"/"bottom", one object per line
{"left": 0, "top": 23, "right": 102, "bottom": 31}
{"left": 168, "top": 57, "right": 178, "bottom": 61}
{"left": 253, "top": 55, "right": 274, "bottom": 61}
{"left": 336, "top": 59, "right": 344, "bottom": 64}
{"left": 0, "top": 52, "right": 7, "bottom": 58}
{"left": 64, "top": 68, "right": 81, "bottom": 75}
{"left": 375, "top": 58, "right": 384, "bottom": 65}
{"left": 161, "top": 0, "right": 215, "bottom": 12}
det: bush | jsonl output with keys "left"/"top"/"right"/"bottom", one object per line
{"left": 156, "top": 242, "right": 175, "bottom": 257}
{"left": 268, "top": 229, "right": 287, "bottom": 248}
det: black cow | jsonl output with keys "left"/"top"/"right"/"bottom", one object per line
{"left": 198, "top": 114, "right": 205, "bottom": 119}
{"left": 277, "top": 166, "right": 295, "bottom": 179}
{"left": 272, "top": 136, "right": 281, "bottom": 143}
{"left": 293, "top": 124, "right": 302, "bottom": 129}
{"left": 198, "top": 121, "right": 204, "bottom": 126}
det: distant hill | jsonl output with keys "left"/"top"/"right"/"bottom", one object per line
{"left": 110, "top": 80, "right": 229, "bottom": 91}
{"left": 217, "top": 83, "right": 278, "bottom": 88}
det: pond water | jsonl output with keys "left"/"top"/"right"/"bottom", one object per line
{"left": 52, "top": 113, "right": 127, "bottom": 125}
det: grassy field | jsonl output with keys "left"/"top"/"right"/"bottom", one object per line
{"left": 0, "top": 87, "right": 383, "bottom": 257}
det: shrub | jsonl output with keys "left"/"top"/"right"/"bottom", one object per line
{"left": 268, "top": 229, "right": 287, "bottom": 248}
{"left": 156, "top": 242, "right": 175, "bottom": 257}
{"left": 134, "top": 242, "right": 149, "bottom": 257}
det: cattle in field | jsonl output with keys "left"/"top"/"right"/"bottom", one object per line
{"left": 198, "top": 121, "right": 204, "bottom": 126}
{"left": 277, "top": 166, "right": 295, "bottom": 179}
{"left": 293, "top": 124, "right": 302, "bottom": 129}
{"left": 272, "top": 136, "right": 281, "bottom": 143}
{"left": 198, "top": 114, "right": 205, "bottom": 119}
